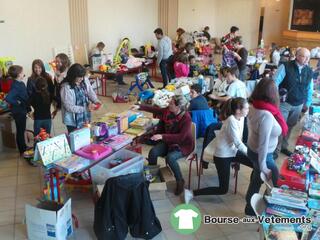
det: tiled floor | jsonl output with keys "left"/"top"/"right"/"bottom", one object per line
{"left": 0, "top": 77, "right": 299, "bottom": 240}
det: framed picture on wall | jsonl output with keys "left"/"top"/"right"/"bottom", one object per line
{"left": 290, "top": 0, "right": 320, "bottom": 32}
{"left": 292, "top": 9, "right": 314, "bottom": 26}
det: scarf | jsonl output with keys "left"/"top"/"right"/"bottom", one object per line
{"left": 252, "top": 100, "right": 288, "bottom": 136}
{"left": 74, "top": 82, "right": 91, "bottom": 128}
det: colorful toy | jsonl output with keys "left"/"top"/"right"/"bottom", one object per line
{"left": 128, "top": 72, "right": 154, "bottom": 94}
{"left": 0, "top": 57, "right": 15, "bottom": 76}
{"left": 75, "top": 144, "right": 112, "bottom": 161}
{"left": 114, "top": 38, "right": 132, "bottom": 64}
{"left": 35, "top": 128, "right": 50, "bottom": 142}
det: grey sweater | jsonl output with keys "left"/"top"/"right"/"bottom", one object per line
{"left": 247, "top": 106, "right": 281, "bottom": 173}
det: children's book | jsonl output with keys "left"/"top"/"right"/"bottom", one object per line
{"left": 310, "top": 150, "right": 320, "bottom": 174}
{"left": 130, "top": 117, "right": 152, "bottom": 129}
{"left": 103, "top": 134, "right": 132, "bottom": 151}
{"left": 34, "top": 134, "right": 72, "bottom": 166}
{"left": 266, "top": 204, "right": 307, "bottom": 218}
{"left": 267, "top": 224, "right": 298, "bottom": 240}
{"left": 271, "top": 187, "right": 307, "bottom": 205}
{"left": 265, "top": 196, "right": 308, "bottom": 211}
{"left": 53, "top": 155, "right": 91, "bottom": 174}
{"left": 125, "top": 128, "right": 146, "bottom": 136}
{"left": 308, "top": 198, "right": 320, "bottom": 210}
{"left": 69, "top": 127, "right": 91, "bottom": 152}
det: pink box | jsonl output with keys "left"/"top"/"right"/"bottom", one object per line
{"left": 75, "top": 144, "right": 113, "bottom": 160}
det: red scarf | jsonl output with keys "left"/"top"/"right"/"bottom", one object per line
{"left": 252, "top": 100, "right": 288, "bottom": 136}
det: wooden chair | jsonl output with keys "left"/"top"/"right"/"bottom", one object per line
{"left": 187, "top": 123, "right": 199, "bottom": 189}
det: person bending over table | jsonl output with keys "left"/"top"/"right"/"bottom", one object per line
{"left": 208, "top": 66, "right": 247, "bottom": 102}
{"left": 132, "top": 95, "right": 193, "bottom": 195}
{"left": 184, "top": 97, "right": 252, "bottom": 203}
{"left": 60, "top": 63, "right": 101, "bottom": 133}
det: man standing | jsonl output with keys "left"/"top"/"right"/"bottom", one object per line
{"left": 274, "top": 47, "right": 313, "bottom": 157}
{"left": 154, "top": 28, "right": 173, "bottom": 88}
{"left": 221, "top": 26, "right": 239, "bottom": 51}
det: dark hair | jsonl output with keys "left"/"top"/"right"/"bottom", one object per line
{"left": 63, "top": 63, "right": 86, "bottom": 88}
{"left": 97, "top": 42, "right": 105, "bottom": 49}
{"left": 35, "top": 77, "right": 50, "bottom": 104}
{"left": 250, "top": 77, "right": 280, "bottom": 107}
{"left": 153, "top": 28, "right": 163, "bottom": 35}
{"left": 233, "top": 36, "right": 243, "bottom": 45}
{"left": 188, "top": 55, "right": 196, "bottom": 62}
{"left": 31, "top": 59, "right": 52, "bottom": 81}
{"left": 55, "top": 53, "right": 71, "bottom": 72}
{"left": 191, "top": 84, "right": 202, "bottom": 94}
{"left": 224, "top": 66, "right": 238, "bottom": 76}
{"left": 185, "top": 42, "right": 194, "bottom": 52}
{"left": 230, "top": 26, "right": 239, "bottom": 33}
{"left": 220, "top": 97, "right": 247, "bottom": 120}
{"left": 176, "top": 28, "right": 185, "bottom": 35}
{"left": 177, "top": 53, "right": 189, "bottom": 64}
{"left": 204, "top": 26, "right": 210, "bottom": 31}
{"left": 8, "top": 65, "right": 23, "bottom": 79}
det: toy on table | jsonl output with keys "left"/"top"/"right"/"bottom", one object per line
{"left": 75, "top": 144, "right": 112, "bottom": 161}
{"left": 69, "top": 127, "right": 91, "bottom": 152}
{"left": 287, "top": 153, "right": 308, "bottom": 174}
{"left": 114, "top": 38, "right": 131, "bottom": 64}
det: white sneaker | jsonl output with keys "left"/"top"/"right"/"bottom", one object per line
{"left": 184, "top": 189, "right": 194, "bottom": 204}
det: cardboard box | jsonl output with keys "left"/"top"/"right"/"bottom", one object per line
{"left": 1, "top": 130, "right": 16, "bottom": 148}
{"left": 25, "top": 199, "right": 73, "bottom": 240}
{"left": 159, "top": 166, "right": 175, "bottom": 183}
{"left": 148, "top": 166, "right": 172, "bottom": 200}
{"left": 0, "top": 113, "right": 14, "bottom": 132}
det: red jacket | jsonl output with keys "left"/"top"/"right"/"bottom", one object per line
{"left": 139, "top": 105, "right": 194, "bottom": 156}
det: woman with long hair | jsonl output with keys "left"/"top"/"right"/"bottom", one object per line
{"left": 29, "top": 77, "right": 54, "bottom": 135}
{"left": 244, "top": 78, "right": 288, "bottom": 216}
{"left": 60, "top": 63, "right": 100, "bottom": 133}
{"left": 184, "top": 97, "right": 252, "bottom": 203}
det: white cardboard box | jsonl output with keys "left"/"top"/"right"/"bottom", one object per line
{"left": 25, "top": 199, "right": 73, "bottom": 240}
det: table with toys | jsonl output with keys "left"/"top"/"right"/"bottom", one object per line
{"left": 28, "top": 110, "right": 159, "bottom": 204}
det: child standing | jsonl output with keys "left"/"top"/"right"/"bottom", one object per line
{"left": 5, "top": 65, "right": 31, "bottom": 155}
{"left": 188, "top": 55, "right": 200, "bottom": 77}
{"left": 174, "top": 53, "right": 190, "bottom": 78}
{"left": 30, "top": 77, "right": 54, "bottom": 136}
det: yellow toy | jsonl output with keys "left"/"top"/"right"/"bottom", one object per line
{"left": 0, "top": 57, "right": 15, "bottom": 76}
{"left": 114, "top": 38, "right": 132, "bottom": 64}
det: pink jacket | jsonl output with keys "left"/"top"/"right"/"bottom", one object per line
{"left": 174, "top": 62, "right": 190, "bottom": 78}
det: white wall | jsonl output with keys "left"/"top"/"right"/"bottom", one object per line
{"left": 178, "top": 0, "right": 260, "bottom": 50}
{"left": 88, "top": 0, "right": 158, "bottom": 55}
{"left": 261, "top": 0, "right": 291, "bottom": 46}
{"left": 0, "top": 0, "right": 71, "bottom": 76}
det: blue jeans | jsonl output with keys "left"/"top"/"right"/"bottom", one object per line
{"left": 245, "top": 148, "right": 278, "bottom": 212}
{"left": 159, "top": 59, "right": 170, "bottom": 87}
{"left": 278, "top": 102, "right": 303, "bottom": 151}
{"left": 34, "top": 119, "right": 52, "bottom": 136}
{"left": 238, "top": 67, "right": 247, "bottom": 81}
{"left": 148, "top": 141, "right": 184, "bottom": 181}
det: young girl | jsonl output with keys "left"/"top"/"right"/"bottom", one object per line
{"left": 184, "top": 97, "right": 252, "bottom": 203}
{"left": 30, "top": 77, "right": 54, "bottom": 136}
{"left": 27, "top": 59, "right": 54, "bottom": 96}
{"left": 60, "top": 63, "right": 101, "bottom": 133}
{"left": 5, "top": 65, "right": 31, "bottom": 155}
{"left": 174, "top": 53, "right": 190, "bottom": 78}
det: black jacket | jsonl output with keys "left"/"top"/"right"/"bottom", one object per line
{"left": 94, "top": 173, "right": 162, "bottom": 240}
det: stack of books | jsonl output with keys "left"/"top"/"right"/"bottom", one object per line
{"left": 265, "top": 188, "right": 309, "bottom": 218}
{"left": 53, "top": 155, "right": 91, "bottom": 174}
{"left": 130, "top": 117, "right": 152, "bottom": 130}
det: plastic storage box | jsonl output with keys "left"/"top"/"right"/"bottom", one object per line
{"left": 90, "top": 149, "right": 144, "bottom": 184}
